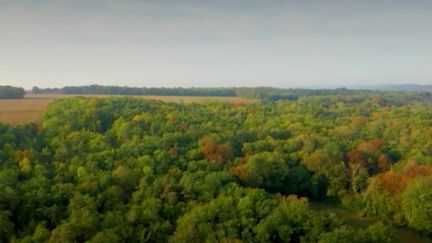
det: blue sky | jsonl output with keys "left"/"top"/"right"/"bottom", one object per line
{"left": 1, "top": 0, "right": 431, "bottom": 89}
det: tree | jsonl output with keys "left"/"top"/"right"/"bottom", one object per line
{"left": 401, "top": 175, "right": 432, "bottom": 234}
{"left": 199, "top": 136, "right": 233, "bottom": 164}
{"left": 32, "top": 222, "right": 51, "bottom": 242}
{"left": 112, "top": 165, "right": 138, "bottom": 193}
{"left": 233, "top": 152, "right": 289, "bottom": 192}
{"left": 254, "top": 196, "right": 310, "bottom": 242}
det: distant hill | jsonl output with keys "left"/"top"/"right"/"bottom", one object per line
{"left": 350, "top": 84, "right": 432, "bottom": 92}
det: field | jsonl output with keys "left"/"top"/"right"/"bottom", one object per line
{"left": 0, "top": 94, "right": 254, "bottom": 125}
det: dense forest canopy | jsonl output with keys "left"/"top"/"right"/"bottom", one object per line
{"left": 1, "top": 90, "right": 432, "bottom": 242}
{"left": 0, "top": 86, "right": 25, "bottom": 99}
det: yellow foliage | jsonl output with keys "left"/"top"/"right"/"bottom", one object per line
{"left": 19, "top": 158, "right": 32, "bottom": 174}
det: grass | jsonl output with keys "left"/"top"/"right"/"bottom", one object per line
{"left": 0, "top": 93, "right": 255, "bottom": 125}
{"left": 309, "top": 202, "right": 432, "bottom": 243}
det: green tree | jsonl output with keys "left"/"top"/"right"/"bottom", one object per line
{"left": 401, "top": 175, "right": 432, "bottom": 234}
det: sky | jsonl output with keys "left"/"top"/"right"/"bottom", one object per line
{"left": 1, "top": 0, "right": 431, "bottom": 89}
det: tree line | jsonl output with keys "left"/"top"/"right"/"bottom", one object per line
{"left": 32, "top": 85, "right": 432, "bottom": 103}
{"left": 32, "top": 85, "right": 237, "bottom": 97}
{"left": 0, "top": 86, "right": 25, "bottom": 99}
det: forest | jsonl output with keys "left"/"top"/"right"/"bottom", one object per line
{"left": 1, "top": 90, "right": 432, "bottom": 242}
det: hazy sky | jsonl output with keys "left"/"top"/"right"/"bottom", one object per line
{"left": 1, "top": 0, "right": 431, "bottom": 89}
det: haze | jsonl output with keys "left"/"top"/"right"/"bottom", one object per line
{"left": 1, "top": 0, "right": 431, "bottom": 89}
